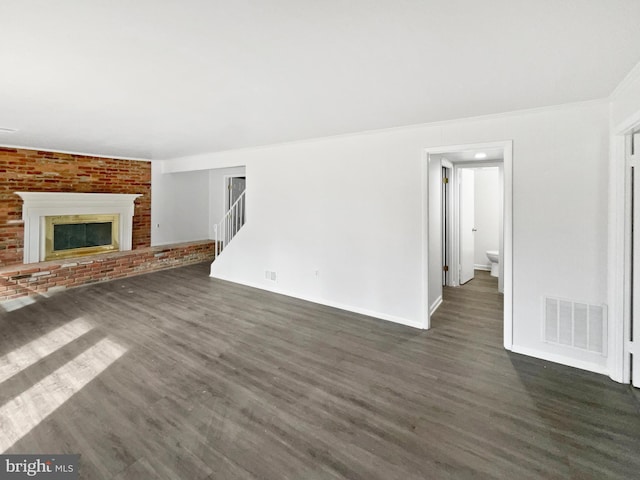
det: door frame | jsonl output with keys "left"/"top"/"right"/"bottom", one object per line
{"left": 441, "top": 160, "right": 453, "bottom": 286}
{"left": 422, "top": 140, "right": 513, "bottom": 351}
{"left": 610, "top": 113, "right": 640, "bottom": 384}
{"left": 449, "top": 161, "right": 505, "bottom": 290}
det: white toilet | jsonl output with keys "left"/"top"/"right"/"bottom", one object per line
{"left": 486, "top": 250, "right": 499, "bottom": 277}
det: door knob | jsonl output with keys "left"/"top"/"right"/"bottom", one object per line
{"left": 472, "top": 228, "right": 477, "bottom": 232}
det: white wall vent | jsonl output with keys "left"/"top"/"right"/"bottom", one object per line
{"left": 543, "top": 297, "right": 607, "bottom": 355}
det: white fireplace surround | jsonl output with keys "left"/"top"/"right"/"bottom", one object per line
{"left": 16, "top": 192, "right": 142, "bottom": 264}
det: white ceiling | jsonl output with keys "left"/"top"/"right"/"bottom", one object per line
{"left": 1, "top": 1, "right": 640, "bottom": 160}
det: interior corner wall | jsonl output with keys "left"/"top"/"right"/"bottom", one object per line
{"left": 165, "top": 100, "right": 610, "bottom": 373}
{"left": 151, "top": 162, "right": 210, "bottom": 246}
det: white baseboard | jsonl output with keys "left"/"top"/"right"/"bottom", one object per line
{"left": 209, "top": 273, "right": 425, "bottom": 330}
{"left": 474, "top": 264, "right": 491, "bottom": 271}
{"left": 510, "top": 344, "right": 609, "bottom": 376}
{"left": 429, "top": 295, "right": 443, "bottom": 316}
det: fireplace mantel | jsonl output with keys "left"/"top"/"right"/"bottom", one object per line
{"left": 16, "top": 192, "right": 142, "bottom": 264}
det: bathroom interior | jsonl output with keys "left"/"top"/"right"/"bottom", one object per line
{"left": 469, "top": 166, "right": 501, "bottom": 283}
{"left": 435, "top": 149, "right": 504, "bottom": 293}
{"left": 426, "top": 146, "right": 506, "bottom": 329}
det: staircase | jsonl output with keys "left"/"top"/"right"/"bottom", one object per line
{"left": 213, "top": 189, "right": 246, "bottom": 258}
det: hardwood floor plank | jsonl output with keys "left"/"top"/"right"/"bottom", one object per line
{"left": 0, "top": 264, "right": 638, "bottom": 479}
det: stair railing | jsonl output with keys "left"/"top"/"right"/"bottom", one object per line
{"left": 213, "top": 190, "right": 246, "bottom": 257}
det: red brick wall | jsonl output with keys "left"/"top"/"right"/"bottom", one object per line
{"left": 0, "top": 147, "right": 151, "bottom": 267}
{"left": 0, "top": 240, "right": 216, "bottom": 302}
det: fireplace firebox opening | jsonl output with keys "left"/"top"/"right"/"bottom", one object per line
{"left": 45, "top": 214, "right": 120, "bottom": 260}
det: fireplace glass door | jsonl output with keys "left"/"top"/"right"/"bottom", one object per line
{"left": 45, "top": 214, "right": 120, "bottom": 260}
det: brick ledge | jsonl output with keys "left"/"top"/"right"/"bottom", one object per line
{"left": 0, "top": 240, "right": 216, "bottom": 302}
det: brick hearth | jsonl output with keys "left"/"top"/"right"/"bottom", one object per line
{"left": 0, "top": 240, "right": 216, "bottom": 302}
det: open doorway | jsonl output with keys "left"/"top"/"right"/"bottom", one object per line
{"left": 453, "top": 163, "right": 503, "bottom": 288}
{"left": 622, "top": 130, "right": 639, "bottom": 388}
{"left": 224, "top": 175, "right": 246, "bottom": 227}
{"left": 441, "top": 161, "right": 453, "bottom": 286}
{"left": 610, "top": 117, "right": 640, "bottom": 386}
{"left": 225, "top": 175, "right": 246, "bottom": 213}
{"left": 423, "top": 141, "right": 513, "bottom": 350}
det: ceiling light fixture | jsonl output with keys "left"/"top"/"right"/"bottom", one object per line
{"left": 0, "top": 127, "right": 17, "bottom": 133}
{"left": 474, "top": 152, "right": 487, "bottom": 159}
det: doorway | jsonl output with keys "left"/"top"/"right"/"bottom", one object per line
{"left": 454, "top": 165, "right": 503, "bottom": 287}
{"left": 624, "top": 130, "right": 639, "bottom": 387}
{"left": 441, "top": 162, "right": 452, "bottom": 286}
{"left": 225, "top": 175, "right": 246, "bottom": 223}
{"left": 423, "top": 141, "right": 513, "bottom": 350}
{"left": 225, "top": 176, "right": 246, "bottom": 213}
{"left": 610, "top": 118, "right": 640, "bottom": 385}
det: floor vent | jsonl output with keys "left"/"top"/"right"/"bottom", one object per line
{"left": 543, "top": 297, "right": 607, "bottom": 355}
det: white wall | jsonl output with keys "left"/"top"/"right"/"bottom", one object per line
{"left": 151, "top": 163, "right": 210, "bottom": 246}
{"left": 161, "top": 100, "right": 610, "bottom": 373}
{"left": 473, "top": 167, "right": 500, "bottom": 269}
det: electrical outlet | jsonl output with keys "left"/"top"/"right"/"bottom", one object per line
{"left": 270, "top": 271, "right": 277, "bottom": 281}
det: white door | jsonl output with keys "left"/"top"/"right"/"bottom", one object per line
{"left": 459, "top": 169, "right": 475, "bottom": 284}
{"left": 630, "top": 133, "right": 640, "bottom": 388}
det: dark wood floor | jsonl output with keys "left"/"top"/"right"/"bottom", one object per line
{"left": 1, "top": 265, "right": 639, "bottom": 479}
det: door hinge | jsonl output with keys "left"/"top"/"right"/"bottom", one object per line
{"left": 443, "top": 265, "right": 449, "bottom": 272}
{"left": 443, "top": 177, "right": 449, "bottom": 184}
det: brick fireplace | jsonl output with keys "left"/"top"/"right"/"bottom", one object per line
{"left": 0, "top": 147, "right": 151, "bottom": 268}
{"left": 16, "top": 191, "right": 141, "bottom": 264}
{"left": 0, "top": 147, "right": 216, "bottom": 303}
